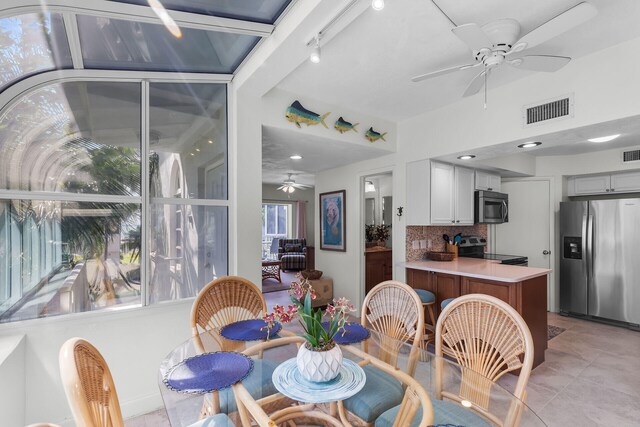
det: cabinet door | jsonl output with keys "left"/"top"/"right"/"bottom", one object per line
{"left": 434, "top": 272, "right": 461, "bottom": 316}
{"left": 610, "top": 171, "right": 640, "bottom": 194}
{"left": 488, "top": 173, "right": 502, "bottom": 192}
{"left": 406, "top": 159, "right": 430, "bottom": 225}
{"left": 572, "top": 175, "right": 611, "bottom": 195}
{"left": 430, "top": 162, "right": 455, "bottom": 224}
{"left": 455, "top": 166, "right": 475, "bottom": 225}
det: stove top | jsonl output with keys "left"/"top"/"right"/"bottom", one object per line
{"left": 462, "top": 252, "right": 528, "bottom": 265}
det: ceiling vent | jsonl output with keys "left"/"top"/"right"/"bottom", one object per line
{"left": 622, "top": 148, "right": 640, "bottom": 163}
{"left": 523, "top": 94, "right": 574, "bottom": 127}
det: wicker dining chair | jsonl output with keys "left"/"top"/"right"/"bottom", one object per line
{"left": 340, "top": 281, "right": 425, "bottom": 426}
{"left": 434, "top": 294, "right": 534, "bottom": 427}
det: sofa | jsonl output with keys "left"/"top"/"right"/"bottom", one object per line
{"left": 277, "top": 238, "right": 307, "bottom": 271}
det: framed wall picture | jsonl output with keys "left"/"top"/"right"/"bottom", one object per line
{"left": 319, "top": 190, "right": 346, "bottom": 252}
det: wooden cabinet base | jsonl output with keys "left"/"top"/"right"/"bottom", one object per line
{"left": 407, "top": 268, "right": 547, "bottom": 368}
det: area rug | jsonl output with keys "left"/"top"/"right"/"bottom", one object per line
{"left": 547, "top": 324, "right": 566, "bottom": 340}
{"left": 261, "top": 271, "right": 297, "bottom": 294}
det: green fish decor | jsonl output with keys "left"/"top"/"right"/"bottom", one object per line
{"left": 334, "top": 116, "right": 359, "bottom": 134}
{"left": 285, "top": 100, "right": 330, "bottom": 129}
{"left": 365, "top": 127, "right": 387, "bottom": 142}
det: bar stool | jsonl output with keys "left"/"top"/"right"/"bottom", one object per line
{"left": 414, "top": 289, "right": 437, "bottom": 344}
{"left": 441, "top": 297, "right": 455, "bottom": 310}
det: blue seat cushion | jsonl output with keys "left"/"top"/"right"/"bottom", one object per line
{"left": 188, "top": 413, "right": 235, "bottom": 426}
{"left": 415, "top": 289, "right": 435, "bottom": 304}
{"left": 211, "top": 359, "right": 279, "bottom": 414}
{"left": 375, "top": 399, "right": 492, "bottom": 427}
{"left": 441, "top": 298, "right": 455, "bottom": 310}
{"left": 343, "top": 365, "right": 404, "bottom": 423}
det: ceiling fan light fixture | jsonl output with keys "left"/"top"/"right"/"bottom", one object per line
{"left": 287, "top": 186, "right": 295, "bottom": 193}
{"left": 457, "top": 154, "right": 476, "bottom": 160}
{"left": 588, "top": 134, "right": 620, "bottom": 143}
{"left": 371, "top": 0, "right": 385, "bottom": 11}
{"left": 518, "top": 141, "right": 542, "bottom": 148}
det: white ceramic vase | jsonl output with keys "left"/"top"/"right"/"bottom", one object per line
{"left": 296, "top": 342, "right": 343, "bottom": 382}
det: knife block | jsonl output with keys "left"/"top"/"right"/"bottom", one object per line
{"left": 446, "top": 243, "right": 458, "bottom": 258}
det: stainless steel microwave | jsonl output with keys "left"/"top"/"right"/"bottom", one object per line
{"left": 475, "top": 190, "right": 509, "bottom": 224}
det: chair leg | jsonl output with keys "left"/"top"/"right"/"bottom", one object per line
{"left": 422, "top": 302, "right": 436, "bottom": 344}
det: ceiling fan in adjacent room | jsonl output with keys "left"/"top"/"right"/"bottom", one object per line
{"left": 277, "top": 173, "right": 312, "bottom": 193}
{"left": 412, "top": 2, "right": 598, "bottom": 99}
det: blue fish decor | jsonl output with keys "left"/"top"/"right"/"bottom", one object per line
{"left": 334, "top": 116, "right": 359, "bottom": 134}
{"left": 285, "top": 100, "right": 330, "bottom": 129}
{"left": 365, "top": 127, "right": 387, "bottom": 142}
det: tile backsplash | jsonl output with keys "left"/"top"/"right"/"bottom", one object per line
{"left": 406, "top": 225, "right": 488, "bottom": 261}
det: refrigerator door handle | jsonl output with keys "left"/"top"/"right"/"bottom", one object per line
{"left": 587, "top": 214, "right": 594, "bottom": 278}
{"left": 582, "top": 214, "right": 589, "bottom": 279}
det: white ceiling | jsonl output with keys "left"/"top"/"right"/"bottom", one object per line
{"left": 262, "top": 125, "right": 391, "bottom": 186}
{"left": 277, "top": 0, "right": 640, "bottom": 120}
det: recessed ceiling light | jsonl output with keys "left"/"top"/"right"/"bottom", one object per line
{"left": 457, "top": 155, "right": 475, "bottom": 160}
{"left": 372, "top": 0, "right": 385, "bottom": 11}
{"left": 208, "top": 140, "right": 213, "bottom": 144}
{"left": 518, "top": 141, "right": 542, "bottom": 148}
{"left": 588, "top": 134, "right": 620, "bottom": 143}
{"left": 290, "top": 155, "right": 303, "bottom": 160}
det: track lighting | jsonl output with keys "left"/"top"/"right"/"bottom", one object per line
{"left": 372, "top": 0, "right": 385, "bottom": 11}
{"left": 310, "top": 35, "right": 321, "bottom": 64}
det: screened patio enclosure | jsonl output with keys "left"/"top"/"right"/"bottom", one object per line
{"left": 0, "top": 0, "right": 294, "bottom": 323}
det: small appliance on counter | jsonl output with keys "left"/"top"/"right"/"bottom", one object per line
{"left": 475, "top": 190, "right": 509, "bottom": 224}
{"left": 458, "top": 235, "right": 528, "bottom": 266}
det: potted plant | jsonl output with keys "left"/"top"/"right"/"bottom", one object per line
{"left": 263, "top": 274, "right": 354, "bottom": 382}
{"left": 375, "top": 224, "right": 391, "bottom": 247}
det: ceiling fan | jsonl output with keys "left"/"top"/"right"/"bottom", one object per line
{"left": 277, "top": 173, "right": 312, "bottom": 193}
{"left": 412, "top": 2, "right": 598, "bottom": 98}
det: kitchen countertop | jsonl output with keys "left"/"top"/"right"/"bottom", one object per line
{"left": 400, "top": 258, "right": 551, "bottom": 283}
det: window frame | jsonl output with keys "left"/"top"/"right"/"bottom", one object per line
{"left": 0, "top": 71, "right": 233, "bottom": 320}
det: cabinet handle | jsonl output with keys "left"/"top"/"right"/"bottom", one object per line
{"left": 605, "top": 189, "right": 610, "bottom": 192}
{"left": 611, "top": 188, "right": 615, "bottom": 192}
{"left": 451, "top": 220, "right": 455, "bottom": 223}
{"left": 488, "top": 188, "right": 493, "bottom": 191}
{"left": 456, "top": 220, "right": 460, "bottom": 223}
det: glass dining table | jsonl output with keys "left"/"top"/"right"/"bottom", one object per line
{"left": 158, "top": 326, "right": 547, "bottom": 427}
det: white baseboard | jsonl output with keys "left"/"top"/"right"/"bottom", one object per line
{"left": 54, "top": 393, "right": 163, "bottom": 427}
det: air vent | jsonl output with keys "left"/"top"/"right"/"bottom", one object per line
{"left": 623, "top": 149, "right": 640, "bottom": 163}
{"left": 523, "top": 94, "right": 574, "bottom": 127}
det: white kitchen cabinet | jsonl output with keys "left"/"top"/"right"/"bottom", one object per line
{"left": 406, "top": 159, "right": 431, "bottom": 225}
{"left": 455, "top": 167, "right": 475, "bottom": 225}
{"left": 568, "top": 171, "right": 640, "bottom": 196}
{"left": 610, "top": 170, "right": 640, "bottom": 193}
{"left": 475, "top": 170, "right": 502, "bottom": 192}
{"left": 430, "top": 162, "right": 455, "bottom": 224}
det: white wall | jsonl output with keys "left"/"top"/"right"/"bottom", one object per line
{"left": 0, "top": 336, "right": 25, "bottom": 427}
{"left": 263, "top": 183, "right": 315, "bottom": 246}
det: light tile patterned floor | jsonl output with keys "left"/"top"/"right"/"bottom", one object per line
{"left": 126, "top": 308, "right": 640, "bottom": 427}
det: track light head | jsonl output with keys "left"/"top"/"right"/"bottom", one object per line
{"left": 310, "top": 35, "right": 321, "bottom": 63}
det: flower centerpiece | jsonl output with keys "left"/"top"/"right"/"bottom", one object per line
{"left": 263, "top": 274, "right": 354, "bottom": 382}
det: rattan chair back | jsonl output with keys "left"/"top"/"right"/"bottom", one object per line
{"left": 435, "top": 294, "right": 534, "bottom": 427}
{"left": 59, "top": 338, "right": 124, "bottom": 427}
{"left": 361, "top": 281, "right": 425, "bottom": 367}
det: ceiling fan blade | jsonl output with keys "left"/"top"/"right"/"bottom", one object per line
{"left": 295, "top": 184, "right": 312, "bottom": 188}
{"left": 509, "top": 55, "right": 571, "bottom": 72}
{"left": 463, "top": 68, "right": 490, "bottom": 97}
{"left": 276, "top": 185, "right": 286, "bottom": 190}
{"left": 515, "top": 2, "right": 597, "bottom": 50}
{"left": 452, "top": 23, "right": 493, "bottom": 52}
{"left": 411, "top": 62, "right": 481, "bottom": 82}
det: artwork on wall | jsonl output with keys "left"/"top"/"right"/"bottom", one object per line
{"left": 285, "top": 100, "right": 330, "bottom": 129}
{"left": 365, "top": 127, "right": 387, "bottom": 142}
{"left": 319, "top": 190, "right": 346, "bottom": 252}
{"left": 334, "top": 116, "right": 359, "bottom": 134}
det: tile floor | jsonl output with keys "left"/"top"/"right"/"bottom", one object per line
{"left": 126, "top": 308, "right": 640, "bottom": 427}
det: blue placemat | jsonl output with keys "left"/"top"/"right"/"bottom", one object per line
{"left": 272, "top": 358, "right": 366, "bottom": 404}
{"left": 163, "top": 352, "right": 253, "bottom": 394}
{"left": 321, "top": 322, "right": 370, "bottom": 344}
{"left": 220, "top": 319, "right": 282, "bottom": 341}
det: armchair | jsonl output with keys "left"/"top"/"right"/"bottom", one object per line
{"left": 277, "top": 238, "right": 307, "bottom": 271}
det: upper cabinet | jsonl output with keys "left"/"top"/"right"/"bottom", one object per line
{"left": 568, "top": 171, "right": 640, "bottom": 196}
{"left": 475, "top": 170, "right": 501, "bottom": 192}
{"left": 406, "top": 160, "right": 475, "bottom": 226}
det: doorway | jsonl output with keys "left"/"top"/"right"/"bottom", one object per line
{"left": 362, "top": 172, "right": 393, "bottom": 296}
{"left": 493, "top": 179, "right": 553, "bottom": 309}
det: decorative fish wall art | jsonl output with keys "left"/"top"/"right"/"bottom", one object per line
{"left": 365, "top": 127, "right": 387, "bottom": 142}
{"left": 334, "top": 116, "right": 359, "bottom": 134}
{"left": 285, "top": 100, "right": 330, "bottom": 129}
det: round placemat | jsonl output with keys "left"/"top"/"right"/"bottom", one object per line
{"left": 163, "top": 352, "right": 253, "bottom": 394}
{"left": 322, "top": 322, "right": 370, "bottom": 344}
{"left": 272, "top": 358, "right": 366, "bottom": 403}
{"left": 220, "top": 319, "right": 282, "bottom": 341}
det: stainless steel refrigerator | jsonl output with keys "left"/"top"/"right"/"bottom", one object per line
{"left": 560, "top": 199, "right": 640, "bottom": 327}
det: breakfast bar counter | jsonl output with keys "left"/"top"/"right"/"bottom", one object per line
{"left": 401, "top": 258, "right": 550, "bottom": 368}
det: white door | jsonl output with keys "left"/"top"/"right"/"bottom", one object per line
{"left": 494, "top": 180, "right": 551, "bottom": 305}
{"left": 430, "top": 162, "right": 455, "bottom": 225}
{"left": 454, "top": 166, "right": 475, "bottom": 225}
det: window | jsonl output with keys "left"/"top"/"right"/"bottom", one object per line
{"left": 0, "top": 80, "right": 229, "bottom": 322}
{"left": 261, "top": 203, "right": 291, "bottom": 258}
